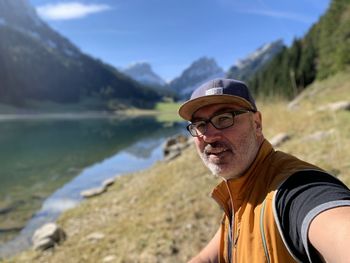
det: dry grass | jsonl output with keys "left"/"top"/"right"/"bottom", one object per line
{"left": 261, "top": 71, "right": 350, "bottom": 184}
{"left": 5, "top": 70, "right": 350, "bottom": 262}
{"left": 6, "top": 147, "right": 221, "bottom": 263}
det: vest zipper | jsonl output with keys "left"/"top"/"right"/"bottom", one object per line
{"left": 224, "top": 181, "right": 241, "bottom": 263}
{"left": 260, "top": 198, "right": 271, "bottom": 263}
{"left": 233, "top": 222, "right": 240, "bottom": 263}
{"left": 228, "top": 211, "right": 234, "bottom": 262}
{"left": 234, "top": 222, "right": 240, "bottom": 248}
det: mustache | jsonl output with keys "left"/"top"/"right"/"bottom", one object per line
{"left": 204, "top": 141, "right": 230, "bottom": 153}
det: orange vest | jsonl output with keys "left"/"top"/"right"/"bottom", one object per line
{"left": 211, "top": 140, "right": 323, "bottom": 263}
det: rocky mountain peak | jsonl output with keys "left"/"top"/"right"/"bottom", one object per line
{"left": 227, "top": 39, "right": 284, "bottom": 81}
{"left": 236, "top": 39, "right": 284, "bottom": 69}
{"left": 183, "top": 57, "right": 223, "bottom": 78}
{"left": 122, "top": 62, "right": 166, "bottom": 87}
{"left": 169, "top": 57, "right": 225, "bottom": 98}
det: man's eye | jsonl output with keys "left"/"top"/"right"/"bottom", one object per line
{"left": 216, "top": 114, "right": 232, "bottom": 121}
{"left": 218, "top": 116, "right": 231, "bottom": 121}
{"left": 213, "top": 113, "right": 233, "bottom": 126}
{"left": 194, "top": 122, "right": 206, "bottom": 129}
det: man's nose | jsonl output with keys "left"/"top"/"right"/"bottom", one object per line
{"left": 202, "top": 122, "right": 221, "bottom": 143}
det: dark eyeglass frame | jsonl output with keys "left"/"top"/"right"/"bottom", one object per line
{"left": 186, "top": 109, "right": 254, "bottom": 137}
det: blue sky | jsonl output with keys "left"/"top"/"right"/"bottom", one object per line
{"left": 29, "top": 0, "right": 331, "bottom": 81}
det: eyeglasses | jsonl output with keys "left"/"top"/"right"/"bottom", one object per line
{"left": 186, "top": 110, "right": 253, "bottom": 137}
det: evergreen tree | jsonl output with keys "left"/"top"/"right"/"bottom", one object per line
{"left": 249, "top": 0, "right": 350, "bottom": 99}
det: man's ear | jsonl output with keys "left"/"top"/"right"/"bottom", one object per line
{"left": 253, "top": 111, "right": 263, "bottom": 135}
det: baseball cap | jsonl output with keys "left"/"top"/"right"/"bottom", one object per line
{"left": 178, "top": 78, "right": 257, "bottom": 121}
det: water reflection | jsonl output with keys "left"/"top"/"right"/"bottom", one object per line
{"left": 0, "top": 116, "right": 184, "bottom": 250}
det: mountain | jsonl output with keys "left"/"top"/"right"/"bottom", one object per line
{"left": 248, "top": 0, "right": 350, "bottom": 98}
{"left": 226, "top": 40, "right": 284, "bottom": 81}
{"left": 122, "top": 62, "right": 166, "bottom": 89}
{"left": 0, "top": 0, "right": 161, "bottom": 110}
{"left": 169, "top": 57, "right": 225, "bottom": 99}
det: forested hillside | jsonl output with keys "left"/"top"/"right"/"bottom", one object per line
{"left": 0, "top": 0, "right": 162, "bottom": 110}
{"left": 249, "top": 0, "right": 350, "bottom": 98}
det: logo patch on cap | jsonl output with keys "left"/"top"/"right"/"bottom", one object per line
{"left": 205, "top": 87, "right": 223, "bottom": 96}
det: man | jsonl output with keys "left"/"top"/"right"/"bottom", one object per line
{"left": 178, "top": 78, "right": 350, "bottom": 263}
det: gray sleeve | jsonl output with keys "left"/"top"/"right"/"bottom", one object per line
{"left": 301, "top": 200, "right": 350, "bottom": 262}
{"left": 275, "top": 170, "right": 350, "bottom": 263}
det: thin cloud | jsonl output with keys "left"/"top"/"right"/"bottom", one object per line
{"left": 217, "top": 0, "right": 314, "bottom": 24}
{"left": 36, "top": 2, "right": 111, "bottom": 21}
{"left": 239, "top": 9, "right": 314, "bottom": 24}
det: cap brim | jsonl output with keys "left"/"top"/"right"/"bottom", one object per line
{"left": 178, "top": 94, "right": 255, "bottom": 121}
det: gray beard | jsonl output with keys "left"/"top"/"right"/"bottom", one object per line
{"left": 198, "top": 152, "right": 238, "bottom": 179}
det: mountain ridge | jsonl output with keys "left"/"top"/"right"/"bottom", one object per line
{"left": 0, "top": 0, "right": 161, "bottom": 110}
{"left": 226, "top": 40, "right": 284, "bottom": 81}
{"left": 248, "top": 0, "right": 350, "bottom": 98}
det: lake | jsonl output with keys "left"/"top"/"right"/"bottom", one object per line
{"left": 0, "top": 114, "right": 185, "bottom": 257}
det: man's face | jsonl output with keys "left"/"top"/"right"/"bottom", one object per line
{"left": 191, "top": 103, "right": 264, "bottom": 180}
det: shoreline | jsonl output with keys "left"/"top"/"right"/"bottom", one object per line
{"left": 0, "top": 111, "right": 155, "bottom": 121}
{"left": 0, "top": 132, "right": 186, "bottom": 259}
{"left": 0, "top": 101, "right": 182, "bottom": 122}
{"left": 4, "top": 141, "right": 221, "bottom": 262}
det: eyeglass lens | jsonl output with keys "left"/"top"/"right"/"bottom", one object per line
{"left": 187, "top": 110, "right": 251, "bottom": 137}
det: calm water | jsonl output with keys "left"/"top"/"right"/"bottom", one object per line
{"left": 0, "top": 115, "right": 185, "bottom": 257}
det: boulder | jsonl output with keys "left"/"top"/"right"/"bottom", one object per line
{"left": 317, "top": 101, "right": 350, "bottom": 112}
{"left": 80, "top": 186, "right": 106, "bottom": 198}
{"left": 80, "top": 177, "right": 116, "bottom": 198}
{"left": 302, "top": 129, "right": 335, "bottom": 141}
{"left": 287, "top": 97, "right": 302, "bottom": 110}
{"left": 33, "top": 238, "right": 55, "bottom": 251}
{"left": 163, "top": 134, "right": 191, "bottom": 161}
{"left": 164, "top": 151, "right": 181, "bottom": 162}
{"left": 86, "top": 232, "right": 105, "bottom": 242}
{"left": 103, "top": 255, "right": 117, "bottom": 262}
{"left": 32, "top": 223, "right": 66, "bottom": 251}
{"left": 270, "top": 133, "right": 291, "bottom": 147}
{"left": 0, "top": 205, "right": 14, "bottom": 215}
{"left": 102, "top": 177, "right": 116, "bottom": 188}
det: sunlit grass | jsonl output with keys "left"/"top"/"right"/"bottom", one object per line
{"left": 154, "top": 102, "right": 182, "bottom": 122}
{"left": 154, "top": 102, "right": 182, "bottom": 112}
{"left": 261, "top": 70, "right": 350, "bottom": 184}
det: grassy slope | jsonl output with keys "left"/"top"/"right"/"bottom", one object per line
{"left": 122, "top": 102, "right": 183, "bottom": 123}
{"left": 5, "top": 70, "right": 350, "bottom": 262}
